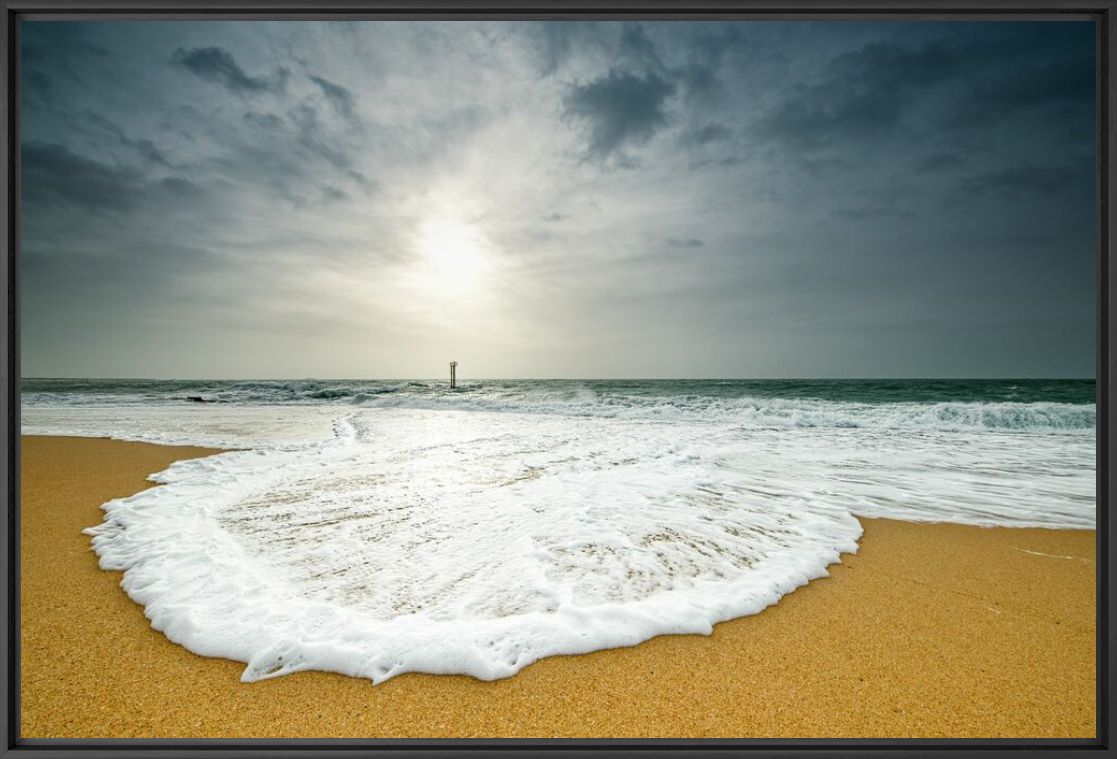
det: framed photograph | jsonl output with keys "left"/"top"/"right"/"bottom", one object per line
{"left": 1, "top": 1, "right": 1112, "bottom": 757}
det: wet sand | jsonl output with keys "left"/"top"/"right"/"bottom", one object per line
{"left": 20, "top": 435, "right": 1096, "bottom": 738}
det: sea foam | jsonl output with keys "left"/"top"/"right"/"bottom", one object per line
{"left": 75, "top": 403, "right": 1094, "bottom": 684}
{"left": 84, "top": 411, "right": 863, "bottom": 682}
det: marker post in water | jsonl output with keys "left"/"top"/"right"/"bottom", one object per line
{"left": 450, "top": 361, "right": 458, "bottom": 389}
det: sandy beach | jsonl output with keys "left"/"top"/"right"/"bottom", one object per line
{"left": 20, "top": 435, "right": 1095, "bottom": 739}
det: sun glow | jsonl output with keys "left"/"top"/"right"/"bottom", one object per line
{"left": 415, "top": 216, "right": 489, "bottom": 294}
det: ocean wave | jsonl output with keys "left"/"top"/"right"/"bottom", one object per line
{"left": 23, "top": 384, "right": 1095, "bottom": 432}
{"left": 344, "top": 393, "right": 1095, "bottom": 432}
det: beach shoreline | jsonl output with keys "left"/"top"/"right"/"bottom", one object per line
{"left": 20, "top": 434, "right": 1096, "bottom": 739}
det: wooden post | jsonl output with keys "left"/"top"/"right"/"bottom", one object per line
{"left": 450, "top": 361, "right": 457, "bottom": 389}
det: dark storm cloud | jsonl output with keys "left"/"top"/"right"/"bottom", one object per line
{"left": 309, "top": 74, "right": 359, "bottom": 124}
{"left": 21, "top": 23, "right": 111, "bottom": 97}
{"left": 956, "top": 163, "right": 1090, "bottom": 199}
{"left": 84, "top": 111, "right": 173, "bottom": 167}
{"left": 563, "top": 69, "right": 675, "bottom": 160}
{"left": 617, "top": 24, "right": 664, "bottom": 71}
{"left": 754, "top": 40, "right": 964, "bottom": 150}
{"left": 22, "top": 141, "right": 146, "bottom": 212}
{"left": 677, "top": 123, "right": 731, "bottom": 148}
{"left": 160, "top": 176, "right": 204, "bottom": 198}
{"left": 22, "top": 24, "right": 108, "bottom": 61}
{"left": 675, "top": 63, "right": 721, "bottom": 103}
{"left": 23, "top": 70, "right": 53, "bottom": 104}
{"left": 831, "top": 206, "right": 917, "bottom": 221}
{"left": 753, "top": 24, "right": 1094, "bottom": 157}
{"left": 22, "top": 141, "right": 204, "bottom": 214}
{"left": 132, "top": 139, "right": 171, "bottom": 168}
{"left": 914, "top": 152, "right": 966, "bottom": 173}
{"left": 947, "top": 53, "right": 1095, "bottom": 129}
{"left": 172, "top": 46, "right": 289, "bottom": 94}
{"left": 243, "top": 110, "right": 284, "bottom": 131}
{"left": 942, "top": 22, "right": 1095, "bottom": 130}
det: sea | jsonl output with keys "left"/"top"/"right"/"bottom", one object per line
{"left": 21, "top": 378, "right": 1097, "bottom": 683}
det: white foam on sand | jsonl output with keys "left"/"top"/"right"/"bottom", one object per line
{"left": 84, "top": 410, "right": 864, "bottom": 683}
{"left": 22, "top": 405, "right": 340, "bottom": 448}
{"left": 77, "top": 405, "right": 1094, "bottom": 684}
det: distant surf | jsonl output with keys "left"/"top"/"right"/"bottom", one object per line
{"left": 23, "top": 378, "right": 1096, "bottom": 684}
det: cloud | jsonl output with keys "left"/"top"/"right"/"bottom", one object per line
{"left": 21, "top": 141, "right": 146, "bottom": 212}
{"left": 84, "top": 111, "right": 172, "bottom": 168}
{"left": 171, "top": 46, "right": 289, "bottom": 94}
{"left": 948, "top": 53, "right": 1094, "bottom": 129}
{"left": 23, "top": 70, "right": 54, "bottom": 104}
{"left": 831, "top": 206, "right": 916, "bottom": 221}
{"left": 667, "top": 238, "right": 704, "bottom": 248}
{"left": 914, "top": 152, "right": 966, "bottom": 173}
{"left": 754, "top": 40, "right": 964, "bottom": 151}
{"left": 310, "top": 74, "right": 359, "bottom": 124}
{"left": 675, "top": 62, "right": 720, "bottom": 102}
{"left": 285, "top": 104, "right": 373, "bottom": 193}
{"left": 563, "top": 69, "right": 675, "bottom": 160}
{"left": 678, "top": 122, "right": 731, "bottom": 148}
{"left": 617, "top": 24, "right": 664, "bottom": 71}
{"left": 243, "top": 111, "right": 284, "bottom": 131}
{"left": 288, "top": 105, "right": 348, "bottom": 169}
{"left": 752, "top": 24, "right": 1095, "bottom": 159}
{"left": 22, "top": 141, "right": 206, "bottom": 217}
{"left": 224, "top": 108, "right": 369, "bottom": 205}
{"left": 524, "top": 21, "right": 599, "bottom": 75}
{"left": 956, "top": 163, "right": 1088, "bottom": 199}
{"left": 159, "top": 176, "right": 204, "bottom": 198}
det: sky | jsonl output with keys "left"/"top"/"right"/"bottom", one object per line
{"left": 19, "top": 20, "right": 1096, "bottom": 379}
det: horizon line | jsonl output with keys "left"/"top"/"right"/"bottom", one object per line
{"left": 18, "top": 376, "right": 1099, "bottom": 383}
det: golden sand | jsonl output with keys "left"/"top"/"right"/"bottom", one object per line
{"left": 20, "top": 435, "right": 1096, "bottom": 739}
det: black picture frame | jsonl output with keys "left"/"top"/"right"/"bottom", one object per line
{"left": 1, "top": 2, "right": 1112, "bottom": 756}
